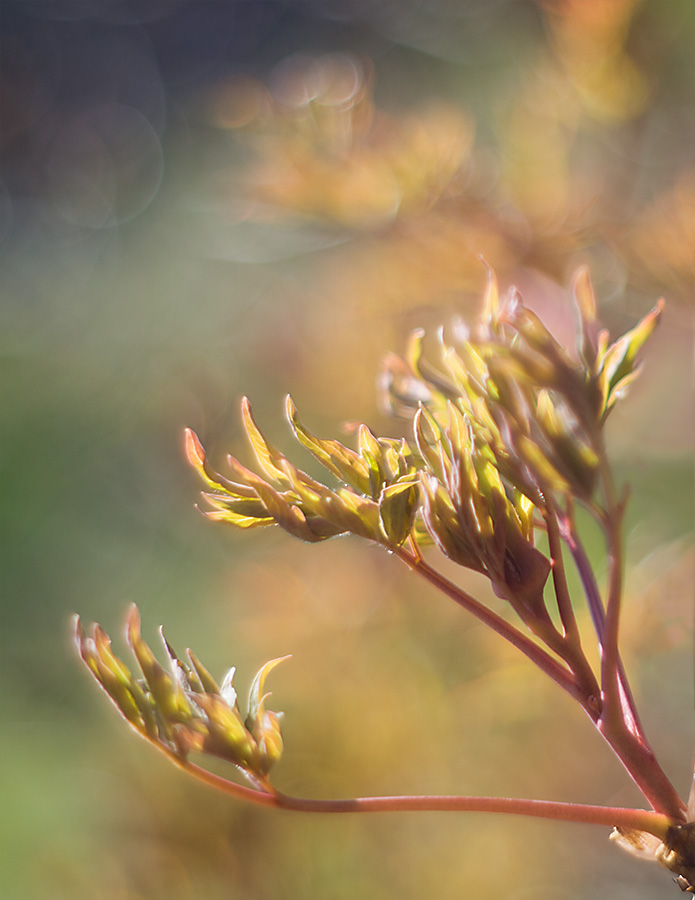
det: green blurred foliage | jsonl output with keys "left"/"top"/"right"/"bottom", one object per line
{"left": 1, "top": 1, "right": 694, "bottom": 898}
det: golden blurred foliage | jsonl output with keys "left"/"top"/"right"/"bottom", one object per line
{"left": 210, "top": 54, "right": 474, "bottom": 229}
{"left": 202, "top": 2, "right": 695, "bottom": 427}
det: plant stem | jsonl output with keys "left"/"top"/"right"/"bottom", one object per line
{"left": 560, "top": 515, "right": 646, "bottom": 737}
{"left": 542, "top": 505, "right": 601, "bottom": 704}
{"left": 559, "top": 513, "right": 606, "bottom": 640}
{"left": 592, "top": 439, "right": 640, "bottom": 739}
{"left": 544, "top": 504, "right": 581, "bottom": 643}
{"left": 173, "top": 755, "right": 674, "bottom": 839}
{"left": 600, "top": 498, "right": 625, "bottom": 735}
{"left": 397, "top": 530, "right": 687, "bottom": 820}
{"left": 568, "top": 448, "right": 688, "bottom": 821}
{"left": 598, "top": 726, "right": 687, "bottom": 821}
{"left": 394, "top": 546, "right": 583, "bottom": 704}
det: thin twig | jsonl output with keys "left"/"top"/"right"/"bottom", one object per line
{"left": 174, "top": 756, "right": 674, "bottom": 839}
{"left": 394, "top": 546, "right": 584, "bottom": 706}
{"left": 562, "top": 517, "right": 647, "bottom": 745}
{"left": 543, "top": 503, "right": 600, "bottom": 704}
{"left": 544, "top": 504, "right": 580, "bottom": 642}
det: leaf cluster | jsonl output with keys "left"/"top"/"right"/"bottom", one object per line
{"left": 75, "top": 606, "right": 287, "bottom": 785}
{"left": 187, "top": 268, "right": 662, "bottom": 629}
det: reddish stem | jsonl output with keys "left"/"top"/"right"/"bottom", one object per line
{"left": 590, "top": 450, "right": 687, "bottom": 821}
{"left": 396, "top": 536, "right": 686, "bottom": 820}
{"left": 394, "top": 546, "right": 587, "bottom": 708}
{"left": 174, "top": 756, "right": 673, "bottom": 840}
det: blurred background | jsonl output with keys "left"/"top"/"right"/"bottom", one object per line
{"left": 1, "top": 1, "right": 694, "bottom": 898}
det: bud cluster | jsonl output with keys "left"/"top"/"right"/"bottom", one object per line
{"left": 75, "top": 605, "right": 287, "bottom": 784}
{"left": 187, "top": 268, "right": 662, "bottom": 633}
{"left": 185, "top": 396, "right": 421, "bottom": 548}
